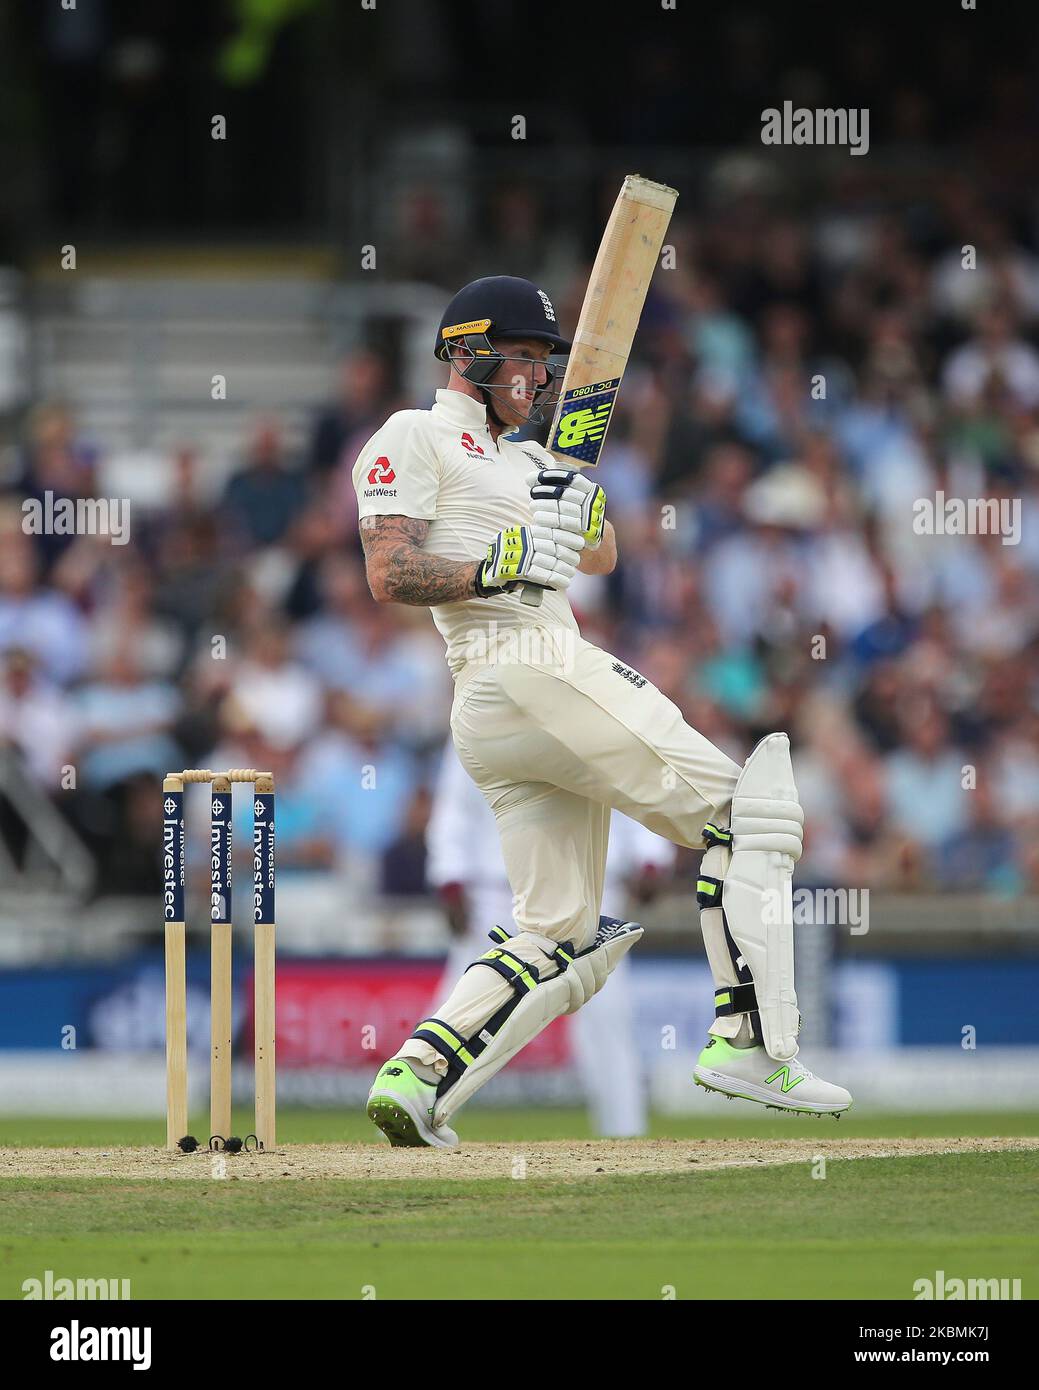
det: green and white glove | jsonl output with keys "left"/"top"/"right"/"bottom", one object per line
{"left": 474, "top": 523, "right": 582, "bottom": 596}
{"left": 527, "top": 467, "right": 607, "bottom": 549}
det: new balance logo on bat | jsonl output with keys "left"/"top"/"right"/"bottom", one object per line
{"left": 556, "top": 403, "right": 612, "bottom": 449}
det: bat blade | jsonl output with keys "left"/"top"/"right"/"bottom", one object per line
{"left": 547, "top": 174, "right": 678, "bottom": 469}
{"left": 520, "top": 173, "right": 678, "bottom": 607}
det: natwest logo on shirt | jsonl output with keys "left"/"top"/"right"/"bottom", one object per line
{"left": 366, "top": 456, "right": 396, "bottom": 484}
{"left": 460, "top": 432, "right": 485, "bottom": 459}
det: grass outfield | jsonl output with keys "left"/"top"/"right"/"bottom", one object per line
{"left": 3, "top": 1107, "right": 1039, "bottom": 1147}
{"left": 2, "top": 1110, "right": 1036, "bottom": 1300}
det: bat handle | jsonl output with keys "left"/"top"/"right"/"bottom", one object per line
{"left": 519, "top": 583, "right": 545, "bottom": 608}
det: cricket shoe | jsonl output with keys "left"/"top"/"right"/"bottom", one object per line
{"left": 693, "top": 1036, "right": 852, "bottom": 1116}
{"left": 366, "top": 1059, "right": 459, "bottom": 1148}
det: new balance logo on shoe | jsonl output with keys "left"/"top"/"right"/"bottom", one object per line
{"left": 764, "top": 1065, "right": 804, "bottom": 1093}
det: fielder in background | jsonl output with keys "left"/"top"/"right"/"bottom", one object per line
{"left": 356, "top": 274, "right": 852, "bottom": 1147}
{"left": 427, "top": 742, "right": 675, "bottom": 1137}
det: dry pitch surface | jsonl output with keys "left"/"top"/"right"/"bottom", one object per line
{"left": 3, "top": 1134, "right": 1037, "bottom": 1181}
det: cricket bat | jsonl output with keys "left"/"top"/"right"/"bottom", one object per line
{"left": 520, "top": 173, "right": 678, "bottom": 607}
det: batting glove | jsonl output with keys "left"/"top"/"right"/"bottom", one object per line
{"left": 526, "top": 467, "right": 607, "bottom": 549}
{"left": 474, "top": 523, "right": 582, "bottom": 596}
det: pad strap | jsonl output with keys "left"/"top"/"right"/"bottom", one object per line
{"left": 487, "top": 925, "right": 575, "bottom": 975}
{"left": 469, "top": 947, "right": 540, "bottom": 994}
{"left": 714, "top": 983, "right": 759, "bottom": 1017}
{"left": 702, "top": 822, "right": 732, "bottom": 850}
{"left": 412, "top": 1017, "right": 475, "bottom": 1078}
{"left": 413, "top": 1010, "right": 531, "bottom": 1093}
{"left": 696, "top": 875, "right": 723, "bottom": 909}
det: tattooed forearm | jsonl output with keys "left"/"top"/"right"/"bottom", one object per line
{"left": 360, "top": 514, "right": 479, "bottom": 605}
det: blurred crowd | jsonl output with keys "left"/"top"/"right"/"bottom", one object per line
{"left": 2, "top": 175, "right": 1038, "bottom": 902}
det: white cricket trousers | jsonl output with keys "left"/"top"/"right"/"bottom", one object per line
{"left": 398, "top": 632, "right": 741, "bottom": 1082}
{"left": 449, "top": 633, "right": 741, "bottom": 949}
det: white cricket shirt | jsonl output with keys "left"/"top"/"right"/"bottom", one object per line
{"left": 352, "top": 388, "right": 578, "bottom": 674}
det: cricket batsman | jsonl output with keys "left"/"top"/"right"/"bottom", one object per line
{"left": 354, "top": 275, "right": 852, "bottom": 1146}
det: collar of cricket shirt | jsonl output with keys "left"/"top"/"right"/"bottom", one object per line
{"left": 432, "top": 388, "right": 520, "bottom": 438}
